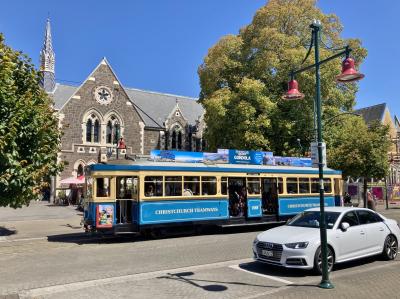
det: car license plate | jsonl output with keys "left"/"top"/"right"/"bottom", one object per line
{"left": 261, "top": 249, "right": 274, "bottom": 257}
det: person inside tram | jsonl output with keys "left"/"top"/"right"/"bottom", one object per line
{"left": 145, "top": 185, "right": 155, "bottom": 197}
{"left": 183, "top": 188, "right": 193, "bottom": 196}
{"left": 238, "top": 187, "right": 247, "bottom": 217}
{"left": 229, "top": 185, "right": 240, "bottom": 216}
{"left": 262, "top": 190, "right": 272, "bottom": 213}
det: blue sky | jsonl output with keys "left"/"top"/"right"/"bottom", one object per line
{"left": 0, "top": 0, "right": 399, "bottom": 118}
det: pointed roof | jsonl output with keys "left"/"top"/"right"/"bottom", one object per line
{"left": 40, "top": 18, "right": 55, "bottom": 73}
{"left": 354, "top": 103, "right": 387, "bottom": 125}
{"left": 43, "top": 18, "right": 53, "bottom": 54}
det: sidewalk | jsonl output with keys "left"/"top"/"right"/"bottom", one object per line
{"left": 0, "top": 201, "right": 83, "bottom": 241}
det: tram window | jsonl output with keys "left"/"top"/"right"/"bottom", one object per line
{"left": 202, "top": 176, "right": 217, "bottom": 195}
{"left": 117, "top": 177, "right": 138, "bottom": 199}
{"left": 311, "top": 178, "right": 319, "bottom": 193}
{"left": 299, "top": 178, "right": 310, "bottom": 194}
{"left": 324, "top": 178, "right": 332, "bottom": 193}
{"left": 85, "top": 177, "right": 93, "bottom": 198}
{"left": 278, "top": 178, "right": 284, "bottom": 194}
{"left": 184, "top": 176, "right": 200, "bottom": 196}
{"left": 96, "top": 177, "right": 110, "bottom": 197}
{"left": 247, "top": 178, "right": 260, "bottom": 195}
{"left": 221, "top": 177, "right": 228, "bottom": 195}
{"left": 286, "top": 178, "right": 298, "bottom": 194}
{"left": 144, "top": 176, "right": 163, "bottom": 197}
{"left": 165, "top": 176, "right": 182, "bottom": 196}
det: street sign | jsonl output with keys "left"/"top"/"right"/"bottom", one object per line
{"left": 311, "top": 142, "right": 326, "bottom": 168}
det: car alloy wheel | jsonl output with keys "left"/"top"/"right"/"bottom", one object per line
{"left": 383, "top": 235, "right": 398, "bottom": 260}
{"left": 314, "top": 246, "right": 334, "bottom": 275}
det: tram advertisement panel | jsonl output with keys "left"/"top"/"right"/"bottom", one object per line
{"left": 140, "top": 200, "right": 229, "bottom": 224}
{"left": 96, "top": 204, "right": 114, "bottom": 228}
{"left": 279, "top": 196, "right": 335, "bottom": 216}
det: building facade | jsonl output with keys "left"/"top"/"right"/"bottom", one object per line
{"left": 38, "top": 19, "right": 205, "bottom": 186}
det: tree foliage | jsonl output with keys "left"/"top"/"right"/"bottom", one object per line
{"left": 198, "top": 0, "right": 367, "bottom": 155}
{"left": 325, "top": 117, "right": 391, "bottom": 179}
{"left": 0, "top": 34, "right": 62, "bottom": 208}
{"left": 198, "top": 0, "right": 392, "bottom": 180}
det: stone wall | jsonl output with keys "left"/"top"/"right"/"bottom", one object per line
{"left": 58, "top": 61, "right": 143, "bottom": 180}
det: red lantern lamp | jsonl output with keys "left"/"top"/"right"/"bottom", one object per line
{"left": 282, "top": 79, "right": 305, "bottom": 100}
{"left": 336, "top": 57, "right": 365, "bottom": 82}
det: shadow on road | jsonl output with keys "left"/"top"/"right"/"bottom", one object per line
{"left": 0, "top": 227, "right": 16, "bottom": 236}
{"left": 47, "top": 232, "right": 144, "bottom": 245}
{"left": 44, "top": 222, "right": 284, "bottom": 246}
{"left": 157, "top": 271, "right": 282, "bottom": 292}
{"left": 238, "top": 261, "right": 310, "bottom": 278}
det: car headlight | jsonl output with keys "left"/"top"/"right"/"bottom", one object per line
{"left": 284, "top": 242, "right": 309, "bottom": 249}
{"left": 253, "top": 237, "right": 259, "bottom": 245}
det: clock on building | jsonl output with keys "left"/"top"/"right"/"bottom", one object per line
{"left": 94, "top": 86, "right": 113, "bottom": 105}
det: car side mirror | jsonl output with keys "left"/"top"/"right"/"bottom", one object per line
{"left": 340, "top": 222, "right": 350, "bottom": 231}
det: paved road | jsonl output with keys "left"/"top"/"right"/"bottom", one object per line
{"left": 1, "top": 203, "right": 400, "bottom": 298}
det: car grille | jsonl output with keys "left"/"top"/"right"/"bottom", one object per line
{"left": 256, "top": 242, "right": 283, "bottom": 262}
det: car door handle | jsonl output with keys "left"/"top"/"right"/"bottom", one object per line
{"left": 379, "top": 228, "right": 384, "bottom": 231}
{"left": 360, "top": 231, "right": 365, "bottom": 235}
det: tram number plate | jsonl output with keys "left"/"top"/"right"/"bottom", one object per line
{"left": 261, "top": 249, "right": 274, "bottom": 257}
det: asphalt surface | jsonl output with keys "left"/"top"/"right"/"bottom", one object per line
{"left": 1, "top": 201, "right": 400, "bottom": 299}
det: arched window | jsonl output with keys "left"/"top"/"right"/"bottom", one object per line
{"left": 105, "top": 115, "right": 122, "bottom": 145}
{"left": 114, "top": 123, "right": 120, "bottom": 144}
{"left": 106, "top": 121, "right": 112, "bottom": 144}
{"left": 84, "top": 113, "right": 100, "bottom": 143}
{"left": 77, "top": 164, "right": 84, "bottom": 177}
{"left": 94, "top": 120, "right": 100, "bottom": 143}
{"left": 177, "top": 132, "right": 182, "bottom": 150}
{"left": 172, "top": 131, "right": 176, "bottom": 149}
{"left": 86, "top": 119, "right": 92, "bottom": 142}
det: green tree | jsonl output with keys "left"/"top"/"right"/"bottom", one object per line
{"left": 198, "top": 0, "right": 367, "bottom": 154}
{"left": 326, "top": 117, "right": 391, "bottom": 207}
{"left": 0, "top": 34, "right": 62, "bottom": 208}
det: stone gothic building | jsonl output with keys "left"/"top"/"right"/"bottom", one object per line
{"left": 38, "top": 19, "right": 205, "bottom": 184}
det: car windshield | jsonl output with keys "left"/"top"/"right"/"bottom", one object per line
{"left": 287, "top": 211, "right": 341, "bottom": 229}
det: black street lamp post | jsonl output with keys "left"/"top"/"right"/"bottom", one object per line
{"left": 282, "top": 20, "right": 364, "bottom": 289}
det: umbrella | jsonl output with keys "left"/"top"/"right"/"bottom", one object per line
{"left": 60, "top": 175, "right": 85, "bottom": 185}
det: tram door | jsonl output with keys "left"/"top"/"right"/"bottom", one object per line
{"left": 261, "top": 178, "right": 279, "bottom": 215}
{"left": 228, "top": 177, "right": 246, "bottom": 217}
{"left": 116, "top": 176, "right": 138, "bottom": 224}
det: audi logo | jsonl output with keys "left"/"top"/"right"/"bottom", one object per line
{"left": 265, "top": 242, "right": 274, "bottom": 249}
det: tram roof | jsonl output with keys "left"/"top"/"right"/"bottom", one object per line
{"left": 88, "top": 159, "right": 341, "bottom": 175}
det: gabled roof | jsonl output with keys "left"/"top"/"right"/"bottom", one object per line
{"left": 354, "top": 103, "right": 386, "bottom": 125}
{"left": 125, "top": 88, "right": 203, "bottom": 128}
{"left": 52, "top": 83, "right": 204, "bottom": 128}
{"left": 52, "top": 83, "right": 77, "bottom": 109}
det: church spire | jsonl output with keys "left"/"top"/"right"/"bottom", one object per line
{"left": 39, "top": 18, "right": 55, "bottom": 93}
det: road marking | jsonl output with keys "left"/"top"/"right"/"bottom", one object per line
{"left": 229, "top": 264, "right": 293, "bottom": 285}
{"left": 18, "top": 258, "right": 253, "bottom": 299}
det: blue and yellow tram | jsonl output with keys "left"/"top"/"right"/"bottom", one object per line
{"left": 82, "top": 158, "right": 342, "bottom": 234}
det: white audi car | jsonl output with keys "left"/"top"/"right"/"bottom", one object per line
{"left": 253, "top": 207, "right": 400, "bottom": 274}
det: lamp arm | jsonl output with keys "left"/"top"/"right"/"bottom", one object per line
{"left": 300, "top": 34, "right": 314, "bottom": 65}
{"left": 292, "top": 48, "right": 351, "bottom": 76}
